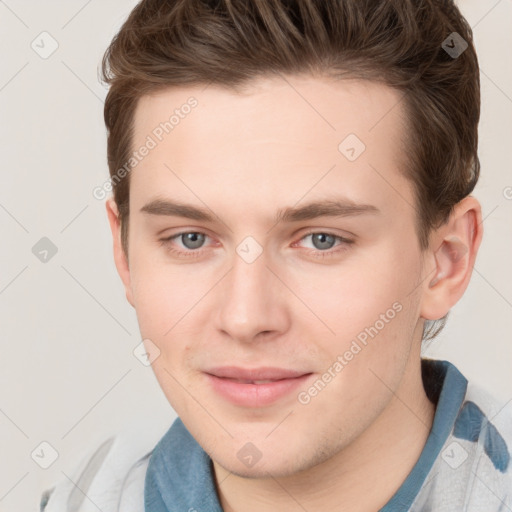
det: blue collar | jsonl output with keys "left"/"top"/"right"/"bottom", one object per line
{"left": 380, "top": 358, "right": 468, "bottom": 510}
{"left": 145, "top": 359, "right": 468, "bottom": 512}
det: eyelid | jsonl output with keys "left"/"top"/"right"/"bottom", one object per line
{"left": 291, "top": 230, "right": 354, "bottom": 256}
{"left": 294, "top": 228, "right": 354, "bottom": 244}
{"left": 160, "top": 230, "right": 216, "bottom": 251}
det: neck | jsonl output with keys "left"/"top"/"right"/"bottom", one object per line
{"left": 213, "top": 354, "right": 435, "bottom": 512}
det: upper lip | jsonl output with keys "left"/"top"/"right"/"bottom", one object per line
{"left": 205, "top": 366, "right": 310, "bottom": 381}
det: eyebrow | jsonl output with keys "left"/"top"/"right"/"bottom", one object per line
{"left": 140, "top": 198, "right": 380, "bottom": 224}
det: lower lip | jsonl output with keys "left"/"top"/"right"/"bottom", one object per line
{"left": 205, "top": 373, "right": 313, "bottom": 407}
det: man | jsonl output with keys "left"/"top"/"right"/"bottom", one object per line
{"left": 40, "top": 0, "right": 512, "bottom": 510}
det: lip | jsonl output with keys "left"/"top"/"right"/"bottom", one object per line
{"left": 204, "top": 366, "right": 313, "bottom": 407}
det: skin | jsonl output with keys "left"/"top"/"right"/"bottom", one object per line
{"left": 106, "top": 75, "right": 482, "bottom": 512}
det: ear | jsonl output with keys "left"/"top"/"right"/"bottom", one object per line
{"left": 106, "top": 198, "right": 135, "bottom": 308}
{"left": 420, "top": 196, "right": 483, "bottom": 320}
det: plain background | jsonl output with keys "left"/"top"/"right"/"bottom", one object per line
{"left": 0, "top": 1, "right": 511, "bottom": 510}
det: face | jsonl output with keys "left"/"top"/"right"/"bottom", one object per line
{"left": 113, "top": 75, "right": 430, "bottom": 478}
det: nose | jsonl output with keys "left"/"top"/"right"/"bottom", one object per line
{"left": 213, "top": 243, "right": 290, "bottom": 343}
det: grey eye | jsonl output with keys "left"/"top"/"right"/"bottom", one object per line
{"left": 310, "top": 233, "right": 336, "bottom": 250}
{"left": 180, "top": 232, "right": 206, "bottom": 250}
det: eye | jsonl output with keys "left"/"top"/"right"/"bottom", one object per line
{"left": 159, "top": 231, "right": 212, "bottom": 258}
{"left": 174, "top": 232, "right": 207, "bottom": 250}
{"left": 293, "top": 231, "right": 354, "bottom": 258}
{"left": 302, "top": 232, "right": 338, "bottom": 250}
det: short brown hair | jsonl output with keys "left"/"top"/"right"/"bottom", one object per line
{"left": 100, "top": 0, "right": 480, "bottom": 340}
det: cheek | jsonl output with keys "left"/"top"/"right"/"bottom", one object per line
{"left": 131, "top": 273, "right": 171, "bottom": 340}
{"left": 297, "top": 244, "right": 419, "bottom": 340}
{"left": 129, "top": 237, "right": 213, "bottom": 336}
{"left": 294, "top": 268, "right": 419, "bottom": 427}
{"left": 295, "top": 240, "right": 423, "bottom": 401}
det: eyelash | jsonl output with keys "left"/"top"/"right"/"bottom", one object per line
{"left": 159, "top": 230, "right": 354, "bottom": 260}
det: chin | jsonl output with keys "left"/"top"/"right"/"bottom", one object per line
{"left": 220, "top": 459, "right": 297, "bottom": 480}
{"left": 213, "top": 445, "right": 314, "bottom": 480}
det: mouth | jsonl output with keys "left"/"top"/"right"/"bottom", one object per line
{"left": 203, "top": 366, "right": 314, "bottom": 407}
{"left": 223, "top": 378, "right": 281, "bottom": 384}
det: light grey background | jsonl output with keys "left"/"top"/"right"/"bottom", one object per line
{"left": 0, "top": 1, "right": 510, "bottom": 510}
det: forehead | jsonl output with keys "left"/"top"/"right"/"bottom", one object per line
{"left": 129, "top": 75, "right": 413, "bottom": 221}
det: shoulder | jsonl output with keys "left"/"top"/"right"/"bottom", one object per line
{"left": 410, "top": 373, "right": 512, "bottom": 512}
{"left": 463, "top": 378, "right": 512, "bottom": 451}
{"left": 450, "top": 380, "right": 512, "bottom": 509}
{"left": 39, "top": 419, "right": 168, "bottom": 512}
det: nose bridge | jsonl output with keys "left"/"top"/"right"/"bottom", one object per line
{"left": 215, "top": 242, "right": 287, "bottom": 341}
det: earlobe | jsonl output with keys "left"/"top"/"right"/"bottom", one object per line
{"left": 105, "top": 198, "right": 135, "bottom": 308}
{"left": 421, "top": 196, "right": 483, "bottom": 320}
